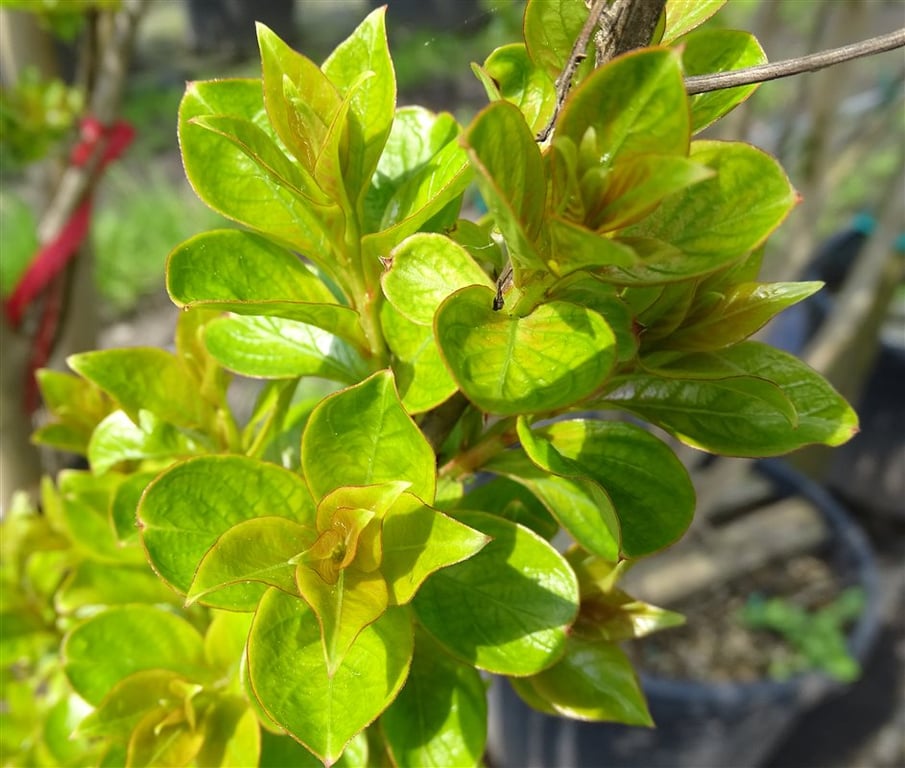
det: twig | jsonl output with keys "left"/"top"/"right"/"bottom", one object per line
{"left": 685, "top": 28, "right": 905, "bottom": 96}
{"left": 536, "top": 0, "right": 610, "bottom": 142}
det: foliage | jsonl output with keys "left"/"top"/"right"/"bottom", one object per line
{"left": 3, "top": 1, "right": 860, "bottom": 766}
{"left": 739, "top": 587, "right": 865, "bottom": 682}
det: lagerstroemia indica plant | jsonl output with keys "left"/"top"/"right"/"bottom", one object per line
{"left": 5, "top": 1, "right": 859, "bottom": 766}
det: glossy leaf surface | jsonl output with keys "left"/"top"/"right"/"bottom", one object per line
{"left": 435, "top": 285, "right": 616, "bottom": 416}
{"left": 414, "top": 511, "right": 579, "bottom": 675}
{"left": 62, "top": 606, "right": 206, "bottom": 706}
{"left": 517, "top": 419, "right": 695, "bottom": 557}
{"left": 138, "top": 456, "right": 315, "bottom": 609}
{"left": 247, "top": 589, "right": 412, "bottom": 765}
{"left": 301, "top": 371, "right": 436, "bottom": 502}
{"left": 382, "top": 629, "right": 487, "bottom": 767}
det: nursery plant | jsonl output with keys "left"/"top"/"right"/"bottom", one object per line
{"left": 4, "top": 1, "right": 882, "bottom": 765}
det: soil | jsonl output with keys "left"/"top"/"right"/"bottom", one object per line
{"left": 628, "top": 552, "right": 854, "bottom": 683}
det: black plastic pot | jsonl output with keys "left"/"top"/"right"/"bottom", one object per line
{"left": 486, "top": 461, "right": 882, "bottom": 768}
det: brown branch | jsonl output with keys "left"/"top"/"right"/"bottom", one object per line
{"left": 536, "top": 0, "right": 610, "bottom": 143}
{"left": 685, "top": 28, "right": 905, "bottom": 96}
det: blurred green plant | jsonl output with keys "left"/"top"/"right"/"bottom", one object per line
{"left": 740, "top": 588, "right": 865, "bottom": 682}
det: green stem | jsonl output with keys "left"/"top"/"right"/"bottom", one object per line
{"left": 439, "top": 417, "right": 517, "bottom": 480}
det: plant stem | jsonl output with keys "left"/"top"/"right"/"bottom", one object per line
{"left": 685, "top": 28, "right": 905, "bottom": 95}
{"left": 420, "top": 392, "right": 470, "bottom": 454}
{"left": 438, "top": 417, "right": 517, "bottom": 480}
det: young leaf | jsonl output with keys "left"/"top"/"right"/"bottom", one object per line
{"left": 521, "top": 638, "right": 652, "bottom": 725}
{"left": 257, "top": 23, "right": 341, "bottom": 172}
{"left": 461, "top": 101, "right": 547, "bottom": 276}
{"left": 381, "top": 302, "right": 459, "bottom": 414}
{"left": 295, "top": 562, "right": 389, "bottom": 674}
{"left": 414, "top": 511, "right": 580, "bottom": 676}
{"left": 186, "top": 517, "right": 315, "bottom": 606}
{"left": 321, "top": 7, "right": 396, "bottom": 205}
{"left": 380, "top": 492, "right": 490, "bottom": 606}
{"left": 62, "top": 606, "right": 207, "bottom": 706}
{"left": 382, "top": 629, "right": 487, "bottom": 768}
{"left": 484, "top": 450, "right": 620, "bottom": 562}
{"left": 301, "top": 371, "right": 436, "bottom": 503}
{"left": 87, "top": 410, "right": 203, "bottom": 475}
{"left": 196, "top": 698, "right": 261, "bottom": 768}
{"left": 68, "top": 348, "right": 213, "bottom": 432}
{"left": 138, "top": 456, "right": 315, "bottom": 609}
{"left": 179, "top": 79, "right": 334, "bottom": 261}
{"left": 583, "top": 155, "right": 714, "bottom": 232}
{"left": 679, "top": 29, "right": 767, "bottom": 133}
{"left": 663, "top": 281, "right": 823, "bottom": 351}
{"left": 523, "top": 0, "right": 591, "bottom": 82}
{"left": 619, "top": 141, "right": 797, "bottom": 281}
{"left": 435, "top": 285, "right": 616, "bottom": 416}
{"left": 662, "top": 0, "right": 728, "bottom": 43}
{"left": 556, "top": 48, "right": 689, "bottom": 172}
{"left": 203, "top": 315, "right": 370, "bottom": 383}
{"left": 247, "top": 589, "right": 413, "bottom": 766}
{"left": 478, "top": 43, "right": 555, "bottom": 136}
{"left": 381, "top": 232, "right": 494, "bottom": 326}
{"left": 517, "top": 419, "right": 695, "bottom": 557}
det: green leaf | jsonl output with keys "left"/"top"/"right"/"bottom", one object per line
{"left": 484, "top": 450, "right": 620, "bottom": 562}
{"left": 364, "top": 107, "right": 458, "bottom": 230}
{"left": 166, "top": 229, "right": 369, "bottom": 350}
{"left": 517, "top": 419, "right": 694, "bottom": 557}
{"left": 62, "top": 606, "right": 207, "bottom": 706}
{"left": 36, "top": 368, "right": 108, "bottom": 434}
{"left": 296, "top": 563, "right": 389, "bottom": 675}
{"left": 190, "top": 114, "right": 331, "bottom": 206}
{"left": 380, "top": 493, "right": 490, "bottom": 606}
{"left": 57, "top": 471, "right": 142, "bottom": 564}
{"left": 322, "top": 7, "right": 396, "bottom": 205}
{"left": 179, "top": 78, "right": 334, "bottom": 261}
{"left": 88, "top": 410, "right": 204, "bottom": 475}
{"left": 601, "top": 366, "right": 813, "bottom": 457}
{"left": 664, "top": 281, "right": 823, "bottom": 351}
{"left": 556, "top": 48, "right": 688, "bottom": 172}
{"left": 680, "top": 29, "right": 766, "bottom": 133}
{"left": 639, "top": 342, "right": 859, "bottom": 453}
{"left": 547, "top": 217, "right": 639, "bottom": 275}
{"left": 55, "top": 561, "right": 178, "bottom": 615}
{"left": 455, "top": 476, "right": 558, "bottom": 540}
{"left": 381, "top": 302, "right": 459, "bottom": 414}
{"left": 138, "top": 456, "right": 315, "bottom": 609}
{"left": 381, "top": 232, "right": 494, "bottom": 326}
{"left": 461, "top": 101, "right": 546, "bottom": 276}
{"left": 435, "top": 285, "right": 616, "bottom": 416}
{"left": 75, "top": 670, "right": 184, "bottom": 740}
{"left": 247, "top": 589, "right": 413, "bottom": 766}
{"left": 582, "top": 155, "right": 714, "bottom": 232}
{"left": 126, "top": 707, "right": 205, "bottom": 768}
{"left": 187, "top": 517, "right": 315, "bottom": 606}
{"left": 204, "top": 315, "right": 369, "bottom": 383}
{"left": 522, "top": 638, "right": 652, "bottom": 725}
{"left": 196, "top": 698, "right": 261, "bottom": 768}
{"left": 524, "top": 0, "right": 590, "bottom": 82}
{"left": 382, "top": 628, "right": 486, "bottom": 768}
{"left": 618, "top": 141, "right": 797, "bottom": 282}
{"left": 68, "top": 348, "right": 212, "bottom": 431}
{"left": 414, "top": 511, "right": 579, "bottom": 675}
{"left": 479, "top": 43, "right": 555, "bottom": 136}
{"left": 301, "top": 371, "right": 436, "bottom": 503}
{"left": 662, "top": 0, "right": 728, "bottom": 43}
{"left": 257, "top": 23, "right": 341, "bottom": 172}
{"left": 110, "top": 470, "right": 157, "bottom": 544}
{"left": 548, "top": 274, "right": 639, "bottom": 363}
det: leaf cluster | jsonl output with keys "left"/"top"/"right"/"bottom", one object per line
{"left": 4, "top": 1, "right": 860, "bottom": 766}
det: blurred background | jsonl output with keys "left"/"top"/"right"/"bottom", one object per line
{"left": 1, "top": 1, "right": 902, "bottom": 766}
